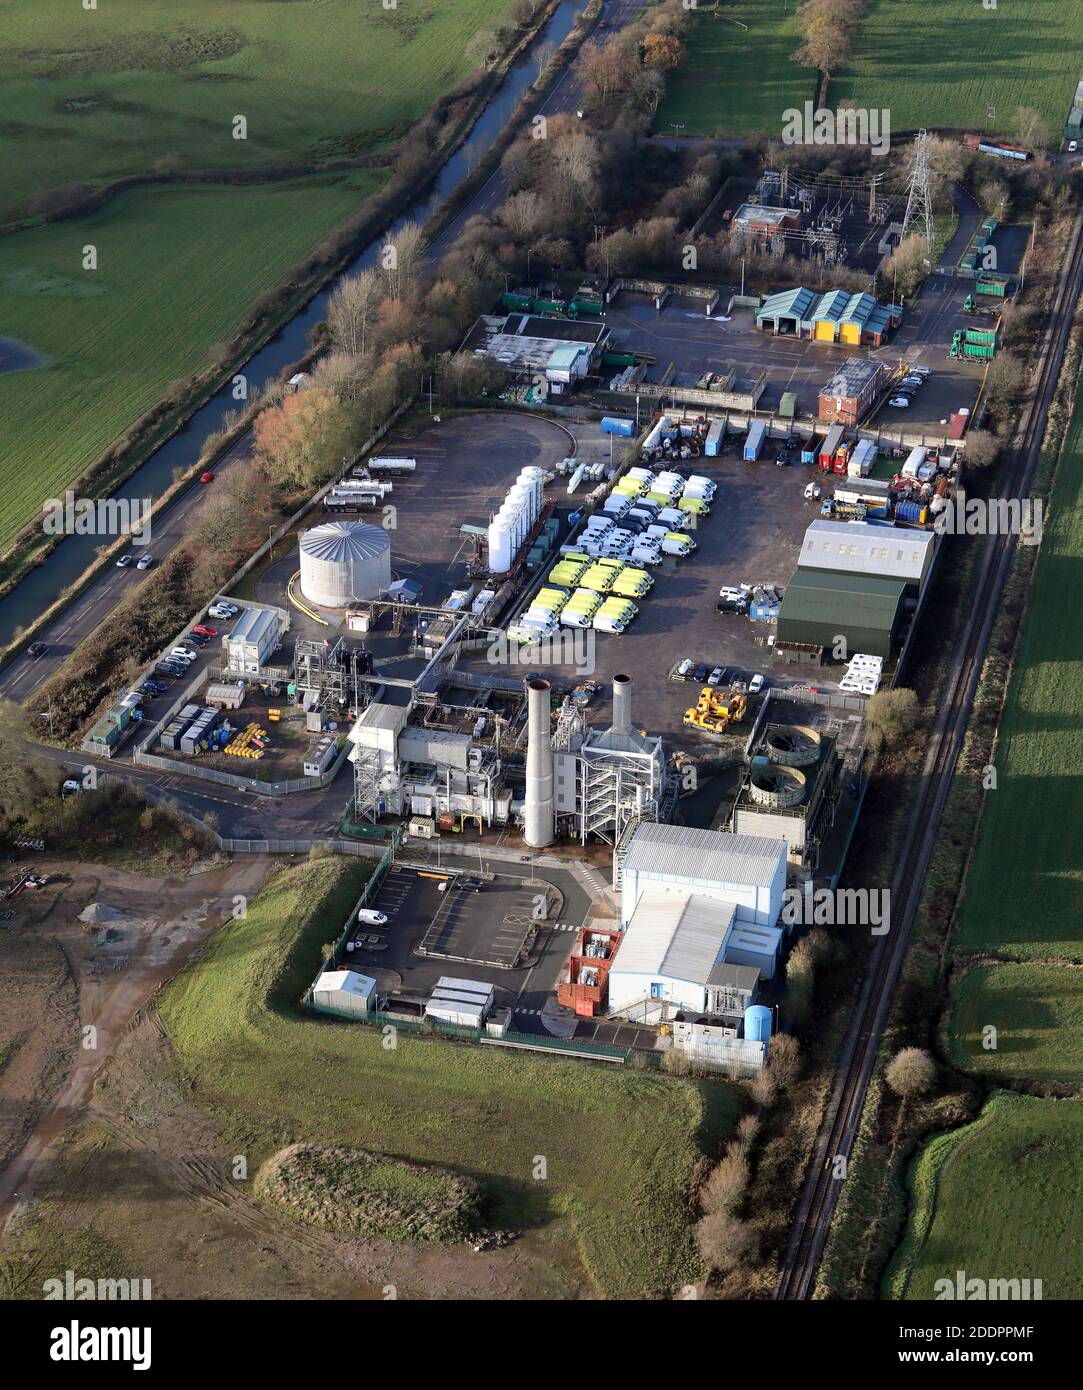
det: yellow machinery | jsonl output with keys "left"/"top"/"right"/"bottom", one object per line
{"left": 682, "top": 686, "right": 747, "bottom": 734}
{"left": 267, "top": 708, "right": 281, "bottom": 722}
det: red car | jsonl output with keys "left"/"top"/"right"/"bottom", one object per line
{"left": 191, "top": 624, "right": 218, "bottom": 638}
{"left": 199, "top": 471, "right": 214, "bottom": 484}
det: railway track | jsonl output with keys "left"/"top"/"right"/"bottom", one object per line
{"left": 775, "top": 206, "right": 1083, "bottom": 1301}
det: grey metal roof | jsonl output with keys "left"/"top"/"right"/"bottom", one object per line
{"left": 801, "top": 519, "right": 935, "bottom": 584}
{"left": 615, "top": 891, "right": 734, "bottom": 984}
{"left": 300, "top": 520, "right": 390, "bottom": 563}
{"left": 622, "top": 824, "right": 786, "bottom": 889}
{"left": 229, "top": 607, "right": 277, "bottom": 645}
{"left": 706, "top": 961, "right": 760, "bottom": 991}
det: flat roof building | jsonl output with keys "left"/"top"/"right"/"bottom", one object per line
{"left": 819, "top": 357, "right": 885, "bottom": 425}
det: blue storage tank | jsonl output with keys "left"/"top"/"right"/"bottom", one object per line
{"left": 600, "top": 416, "right": 635, "bottom": 437}
{"left": 897, "top": 500, "right": 925, "bottom": 524}
{"left": 745, "top": 1005, "right": 773, "bottom": 1043}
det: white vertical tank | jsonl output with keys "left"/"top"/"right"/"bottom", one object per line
{"left": 509, "top": 484, "right": 532, "bottom": 539}
{"left": 488, "top": 515, "right": 513, "bottom": 574}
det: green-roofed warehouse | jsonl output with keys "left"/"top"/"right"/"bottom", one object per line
{"left": 776, "top": 567, "right": 908, "bottom": 658}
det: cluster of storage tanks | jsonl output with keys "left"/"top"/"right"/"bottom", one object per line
{"left": 488, "top": 467, "right": 548, "bottom": 575}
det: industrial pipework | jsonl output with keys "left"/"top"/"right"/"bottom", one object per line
{"left": 611, "top": 673, "right": 632, "bottom": 734}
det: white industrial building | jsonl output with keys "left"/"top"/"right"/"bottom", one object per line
{"left": 798, "top": 518, "right": 936, "bottom": 598}
{"left": 607, "top": 890, "right": 777, "bottom": 1017}
{"left": 425, "top": 976, "right": 495, "bottom": 1029}
{"left": 618, "top": 823, "right": 787, "bottom": 930}
{"left": 311, "top": 969, "right": 377, "bottom": 1018}
{"left": 224, "top": 607, "right": 282, "bottom": 677}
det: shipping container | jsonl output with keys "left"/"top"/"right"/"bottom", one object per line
{"left": 704, "top": 419, "right": 724, "bottom": 456}
{"left": 819, "top": 425, "right": 845, "bottom": 469}
{"left": 965, "top": 327, "right": 998, "bottom": 345}
{"left": 778, "top": 391, "right": 798, "bottom": 419}
{"left": 801, "top": 436, "right": 821, "bottom": 465}
{"left": 600, "top": 416, "right": 636, "bottom": 437}
{"left": 743, "top": 420, "right": 767, "bottom": 461}
{"left": 948, "top": 411, "right": 970, "bottom": 440}
{"left": 975, "top": 274, "right": 1009, "bottom": 298}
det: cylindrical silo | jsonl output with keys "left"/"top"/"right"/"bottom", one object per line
{"left": 509, "top": 484, "right": 533, "bottom": 534}
{"left": 298, "top": 520, "right": 391, "bottom": 608}
{"left": 488, "top": 516, "right": 513, "bottom": 575}
{"left": 744, "top": 1005, "right": 773, "bottom": 1043}
{"left": 497, "top": 502, "right": 520, "bottom": 555}
{"left": 519, "top": 467, "right": 544, "bottom": 522}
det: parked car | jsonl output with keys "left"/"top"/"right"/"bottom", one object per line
{"left": 900, "top": 376, "right": 924, "bottom": 389}
{"left": 888, "top": 396, "right": 911, "bottom": 409}
{"left": 141, "top": 680, "right": 167, "bottom": 696}
{"left": 209, "top": 602, "right": 238, "bottom": 619}
{"left": 115, "top": 553, "right": 133, "bottom": 569}
{"left": 749, "top": 673, "right": 766, "bottom": 694}
{"left": 692, "top": 662, "right": 710, "bottom": 683}
{"left": 775, "top": 449, "right": 791, "bottom": 468}
{"left": 357, "top": 907, "right": 388, "bottom": 926}
{"left": 1070, "top": 140, "right": 1079, "bottom": 154}
{"left": 192, "top": 625, "right": 218, "bottom": 637}
{"left": 27, "top": 642, "right": 47, "bottom": 659}
{"left": 707, "top": 665, "right": 725, "bottom": 687}
{"left": 187, "top": 633, "right": 209, "bottom": 647}
{"left": 198, "top": 471, "right": 215, "bottom": 484}
{"left": 170, "top": 647, "right": 198, "bottom": 662}
{"left": 452, "top": 877, "right": 484, "bottom": 893}
{"left": 61, "top": 779, "right": 82, "bottom": 797}
{"left": 155, "top": 662, "right": 185, "bottom": 677}
{"left": 909, "top": 365, "right": 931, "bottom": 377}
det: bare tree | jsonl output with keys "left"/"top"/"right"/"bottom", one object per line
{"left": 327, "top": 268, "right": 383, "bottom": 356}
{"left": 695, "top": 1210, "right": 758, "bottom": 1273}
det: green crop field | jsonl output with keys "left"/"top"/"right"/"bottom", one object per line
{"left": 830, "top": 0, "right": 1083, "bottom": 138}
{"left": 160, "top": 857, "right": 741, "bottom": 1299}
{"left": 952, "top": 376, "right": 1083, "bottom": 961}
{"left": 885, "top": 1092, "right": 1083, "bottom": 1299}
{"left": 0, "top": 0, "right": 508, "bottom": 221}
{"left": 0, "top": 172, "right": 386, "bottom": 553}
{"left": 949, "top": 964, "right": 1083, "bottom": 1084}
{"left": 657, "top": 2, "right": 816, "bottom": 139}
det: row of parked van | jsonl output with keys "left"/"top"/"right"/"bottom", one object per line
{"left": 510, "top": 556, "right": 655, "bottom": 639}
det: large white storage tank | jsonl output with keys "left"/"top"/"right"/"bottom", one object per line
{"left": 509, "top": 484, "right": 533, "bottom": 532}
{"left": 488, "top": 515, "right": 514, "bottom": 574}
{"left": 519, "top": 467, "right": 544, "bottom": 520}
{"left": 299, "top": 520, "right": 391, "bottom": 608}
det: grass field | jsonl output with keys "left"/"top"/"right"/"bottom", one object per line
{"left": 159, "top": 857, "right": 740, "bottom": 1298}
{"left": 949, "top": 964, "right": 1083, "bottom": 1083}
{"left": 0, "top": 171, "right": 386, "bottom": 553}
{"left": 0, "top": 0, "right": 508, "bottom": 221}
{"left": 657, "top": 2, "right": 816, "bottom": 139}
{"left": 830, "top": 0, "right": 1083, "bottom": 138}
{"left": 952, "top": 376, "right": 1083, "bottom": 961}
{"left": 885, "top": 1092, "right": 1083, "bottom": 1299}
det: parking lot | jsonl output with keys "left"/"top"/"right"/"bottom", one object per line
{"left": 601, "top": 295, "right": 859, "bottom": 418}
{"left": 464, "top": 436, "right": 822, "bottom": 745}
{"left": 345, "top": 864, "right": 591, "bottom": 1023}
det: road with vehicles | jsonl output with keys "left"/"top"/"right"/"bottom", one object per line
{"left": 0, "top": 0, "right": 641, "bottom": 709}
{"left": 775, "top": 203, "right": 1083, "bottom": 1301}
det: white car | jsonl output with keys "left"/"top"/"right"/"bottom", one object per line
{"left": 1070, "top": 140, "right": 1079, "bottom": 154}
{"left": 136, "top": 553, "right": 154, "bottom": 570}
{"left": 909, "top": 365, "right": 931, "bottom": 377}
{"left": 209, "top": 601, "right": 239, "bottom": 618}
{"left": 749, "top": 673, "right": 766, "bottom": 695}
{"left": 888, "top": 396, "right": 911, "bottom": 409}
{"left": 170, "top": 647, "right": 198, "bottom": 662}
{"left": 707, "top": 666, "right": 725, "bottom": 687}
{"left": 357, "top": 908, "right": 388, "bottom": 926}
{"left": 115, "top": 553, "right": 133, "bottom": 569}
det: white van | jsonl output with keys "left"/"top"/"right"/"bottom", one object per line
{"left": 357, "top": 908, "right": 388, "bottom": 926}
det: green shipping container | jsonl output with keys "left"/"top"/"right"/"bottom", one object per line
{"left": 964, "top": 327, "right": 997, "bottom": 345}
{"left": 779, "top": 391, "right": 798, "bottom": 418}
{"left": 976, "top": 275, "right": 1008, "bottom": 298}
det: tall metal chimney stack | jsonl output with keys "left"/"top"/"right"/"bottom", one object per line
{"left": 611, "top": 673, "right": 632, "bottom": 734}
{"left": 524, "top": 678, "right": 555, "bottom": 848}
